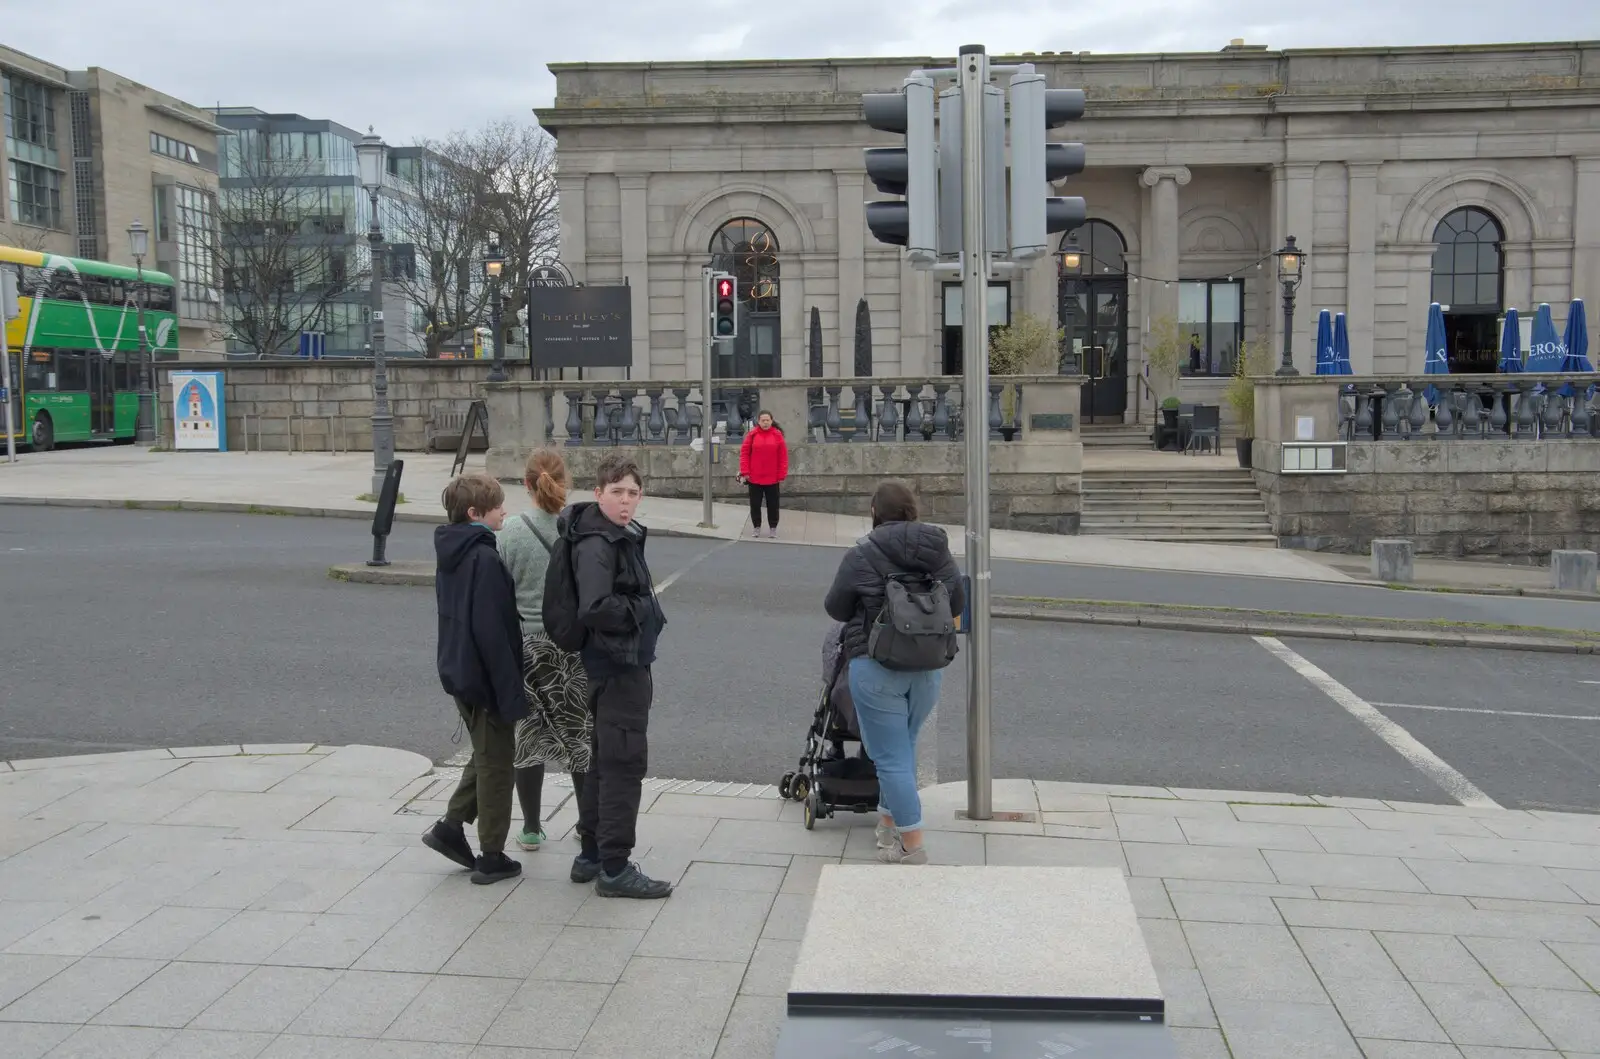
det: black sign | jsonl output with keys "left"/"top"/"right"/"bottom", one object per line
{"left": 1029, "top": 413, "right": 1076, "bottom": 431}
{"left": 526, "top": 285, "right": 632, "bottom": 369}
{"left": 530, "top": 262, "right": 573, "bottom": 288}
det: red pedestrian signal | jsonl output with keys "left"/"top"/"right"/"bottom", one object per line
{"left": 711, "top": 272, "right": 738, "bottom": 338}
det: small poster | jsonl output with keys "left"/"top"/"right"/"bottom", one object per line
{"left": 171, "top": 371, "right": 227, "bottom": 451}
{"left": 1295, "top": 415, "right": 1315, "bottom": 441}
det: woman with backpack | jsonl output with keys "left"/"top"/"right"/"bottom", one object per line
{"left": 496, "top": 448, "right": 592, "bottom": 852}
{"left": 738, "top": 409, "right": 789, "bottom": 538}
{"left": 823, "top": 481, "right": 965, "bottom": 865}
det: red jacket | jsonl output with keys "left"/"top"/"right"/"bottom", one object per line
{"left": 740, "top": 425, "right": 789, "bottom": 486}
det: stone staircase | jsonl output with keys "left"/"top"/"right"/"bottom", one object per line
{"left": 1080, "top": 422, "right": 1153, "bottom": 448}
{"left": 1079, "top": 468, "right": 1277, "bottom": 545}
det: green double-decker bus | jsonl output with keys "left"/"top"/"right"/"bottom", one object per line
{"left": 2, "top": 245, "right": 180, "bottom": 450}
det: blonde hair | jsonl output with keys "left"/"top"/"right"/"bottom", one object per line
{"left": 524, "top": 448, "right": 569, "bottom": 515}
{"left": 441, "top": 473, "right": 504, "bottom": 524}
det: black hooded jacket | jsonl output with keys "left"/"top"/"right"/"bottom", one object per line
{"left": 824, "top": 520, "right": 966, "bottom": 661}
{"left": 560, "top": 501, "right": 667, "bottom": 677}
{"left": 434, "top": 521, "right": 528, "bottom": 723}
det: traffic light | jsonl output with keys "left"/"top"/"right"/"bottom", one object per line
{"left": 1008, "top": 72, "right": 1087, "bottom": 260}
{"left": 710, "top": 272, "right": 737, "bottom": 339}
{"left": 937, "top": 83, "right": 1008, "bottom": 257}
{"left": 862, "top": 75, "right": 936, "bottom": 263}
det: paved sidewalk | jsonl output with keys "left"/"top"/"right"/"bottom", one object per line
{"left": 3, "top": 746, "right": 1598, "bottom": 1058}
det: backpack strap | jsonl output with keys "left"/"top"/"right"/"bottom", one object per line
{"left": 520, "top": 512, "right": 555, "bottom": 555}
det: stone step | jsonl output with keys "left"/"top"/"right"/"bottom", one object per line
{"left": 1086, "top": 533, "right": 1281, "bottom": 546}
{"left": 1081, "top": 521, "right": 1275, "bottom": 533}
{"left": 1081, "top": 507, "right": 1269, "bottom": 520}
{"left": 1086, "top": 485, "right": 1262, "bottom": 496}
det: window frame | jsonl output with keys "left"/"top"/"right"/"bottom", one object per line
{"left": 1176, "top": 277, "right": 1246, "bottom": 378}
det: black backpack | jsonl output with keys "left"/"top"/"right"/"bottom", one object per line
{"left": 863, "top": 541, "right": 958, "bottom": 672}
{"left": 524, "top": 513, "right": 586, "bottom": 653}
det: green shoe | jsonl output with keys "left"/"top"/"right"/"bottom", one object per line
{"left": 516, "top": 829, "right": 546, "bottom": 852}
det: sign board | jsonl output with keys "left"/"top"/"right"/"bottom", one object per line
{"left": 530, "top": 262, "right": 574, "bottom": 288}
{"left": 526, "top": 285, "right": 632, "bottom": 369}
{"left": 1029, "top": 413, "right": 1075, "bottom": 432}
{"left": 171, "top": 371, "right": 227, "bottom": 451}
{"left": 1280, "top": 441, "right": 1347, "bottom": 474}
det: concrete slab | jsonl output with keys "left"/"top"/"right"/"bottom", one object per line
{"left": 787, "top": 866, "right": 1163, "bottom": 1015}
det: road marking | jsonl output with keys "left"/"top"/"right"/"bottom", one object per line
{"left": 1254, "top": 636, "right": 1500, "bottom": 809}
{"left": 653, "top": 538, "right": 739, "bottom": 596}
{"left": 1376, "top": 702, "right": 1600, "bottom": 722}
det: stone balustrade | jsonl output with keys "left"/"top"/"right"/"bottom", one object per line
{"left": 1336, "top": 375, "right": 1600, "bottom": 441}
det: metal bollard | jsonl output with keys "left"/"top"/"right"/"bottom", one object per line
{"left": 368, "top": 459, "right": 405, "bottom": 567}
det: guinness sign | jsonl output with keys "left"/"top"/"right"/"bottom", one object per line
{"left": 530, "top": 261, "right": 574, "bottom": 288}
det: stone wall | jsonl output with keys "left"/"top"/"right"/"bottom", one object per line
{"left": 155, "top": 360, "right": 495, "bottom": 451}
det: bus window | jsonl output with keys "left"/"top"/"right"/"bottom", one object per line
{"left": 47, "top": 271, "right": 84, "bottom": 302}
{"left": 57, "top": 351, "right": 87, "bottom": 391}
{"left": 142, "top": 284, "right": 176, "bottom": 313}
{"left": 25, "top": 352, "right": 53, "bottom": 390}
{"left": 113, "top": 350, "right": 131, "bottom": 390}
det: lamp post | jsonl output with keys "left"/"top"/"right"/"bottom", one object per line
{"left": 1275, "top": 235, "right": 1305, "bottom": 377}
{"left": 355, "top": 128, "right": 392, "bottom": 497}
{"left": 127, "top": 220, "right": 155, "bottom": 445}
{"left": 483, "top": 237, "right": 506, "bottom": 383}
{"left": 1058, "top": 241, "right": 1083, "bottom": 373}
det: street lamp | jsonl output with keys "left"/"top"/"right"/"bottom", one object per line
{"left": 483, "top": 236, "right": 506, "bottom": 383}
{"left": 355, "top": 127, "right": 392, "bottom": 497}
{"left": 1058, "top": 241, "right": 1083, "bottom": 273}
{"left": 127, "top": 220, "right": 155, "bottom": 445}
{"left": 1274, "top": 235, "right": 1305, "bottom": 376}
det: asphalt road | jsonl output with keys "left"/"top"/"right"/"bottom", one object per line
{"left": 2, "top": 506, "right": 1596, "bottom": 814}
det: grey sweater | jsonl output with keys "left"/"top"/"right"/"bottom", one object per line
{"left": 495, "top": 508, "right": 560, "bottom": 634}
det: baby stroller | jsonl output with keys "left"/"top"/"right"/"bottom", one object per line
{"left": 778, "top": 623, "right": 879, "bottom": 830}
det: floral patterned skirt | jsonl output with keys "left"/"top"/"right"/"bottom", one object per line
{"left": 514, "top": 632, "right": 592, "bottom": 773}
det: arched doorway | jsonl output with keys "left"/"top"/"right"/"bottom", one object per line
{"left": 709, "top": 218, "right": 781, "bottom": 379}
{"left": 1058, "top": 221, "right": 1129, "bottom": 423}
{"left": 1431, "top": 207, "right": 1504, "bottom": 373}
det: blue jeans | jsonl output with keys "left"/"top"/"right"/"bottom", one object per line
{"left": 849, "top": 657, "right": 941, "bottom": 832}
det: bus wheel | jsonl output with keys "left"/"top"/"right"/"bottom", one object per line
{"left": 31, "top": 413, "right": 54, "bottom": 452}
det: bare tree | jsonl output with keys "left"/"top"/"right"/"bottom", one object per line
{"left": 386, "top": 120, "right": 559, "bottom": 358}
{"left": 214, "top": 141, "right": 367, "bottom": 358}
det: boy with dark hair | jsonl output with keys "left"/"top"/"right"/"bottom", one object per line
{"left": 557, "top": 453, "right": 672, "bottom": 899}
{"left": 423, "top": 472, "right": 528, "bottom": 885}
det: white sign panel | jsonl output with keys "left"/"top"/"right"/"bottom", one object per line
{"left": 171, "top": 371, "right": 227, "bottom": 451}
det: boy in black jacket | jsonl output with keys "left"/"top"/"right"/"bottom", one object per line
{"left": 423, "top": 472, "right": 528, "bottom": 885}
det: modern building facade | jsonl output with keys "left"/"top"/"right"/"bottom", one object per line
{"left": 536, "top": 40, "right": 1600, "bottom": 423}
{"left": 1, "top": 44, "right": 224, "bottom": 355}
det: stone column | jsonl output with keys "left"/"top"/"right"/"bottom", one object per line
{"left": 836, "top": 171, "right": 866, "bottom": 372}
{"left": 1346, "top": 164, "right": 1379, "bottom": 373}
{"left": 1140, "top": 166, "right": 1190, "bottom": 401}
{"left": 1574, "top": 157, "right": 1600, "bottom": 354}
{"left": 617, "top": 174, "right": 651, "bottom": 378}
{"left": 557, "top": 174, "right": 588, "bottom": 284}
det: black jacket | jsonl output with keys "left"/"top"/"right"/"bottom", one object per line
{"left": 434, "top": 522, "right": 528, "bottom": 723}
{"left": 561, "top": 502, "right": 667, "bottom": 676}
{"left": 824, "top": 520, "right": 966, "bottom": 660}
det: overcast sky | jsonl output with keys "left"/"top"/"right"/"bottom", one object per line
{"left": 11, "top": 1, "right": 1598, "bottom": 143}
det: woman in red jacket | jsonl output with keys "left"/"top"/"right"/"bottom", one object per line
{"left": 738, "top": 410, "right": 789, "bottom": 538}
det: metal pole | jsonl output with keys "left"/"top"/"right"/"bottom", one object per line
{"left": 368, "top": 188, "right": 394, "bottom": 496}
{"left": 700, "top": 266, "right": 715, "bottom": 528}
{"left": 1276, "top": 279, "right": 1300, "bottom": 376}
{"left": 134, "top": 258, "right": 155, "bottom": 445}
{"left": 959, "top": 44, "right": 993, "bottom": 821}
{"left": 0, "top": 304, "right": 15, "bottom": 463}
{"left": 487, "top": 276, "right": 506, "bottom": 383}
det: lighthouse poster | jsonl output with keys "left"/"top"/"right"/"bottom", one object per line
{"left": 171, "top": 371, "right": 227, "bottom": 451}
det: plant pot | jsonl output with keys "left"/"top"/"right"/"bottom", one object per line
{"left": 1235, "top": 437, "right": 1254, "bottom": 468}
{"left": 1162, "top": 408, "right": 1178, "bottom": 429}
{"left": 1000, "top": 426, "right": 1016, "bottom": 442}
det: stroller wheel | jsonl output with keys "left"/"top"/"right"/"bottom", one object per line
{"left": 803, "top": 790, "right": 818, "bottom": 830}
{"left": 790, "top": 774, "right": 811, "bottom": 803}
{"left": 778, "top": 773, "right": 795, "bottom": 800}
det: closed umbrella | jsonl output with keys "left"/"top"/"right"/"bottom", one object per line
{"left": 1333, "top": 312, "right": 1353, "bottom": 375}
{"left": 1498, "top": 308, "right": 1523, "bottom": 373}
{"left": 1561, "top": 299, "right": 1591, "bottom": 372}
{"left": 1423, "top": 301, "right": 1449, "bottom": 404}
{"left": 1526, "top": 303, "right": 1562, "bottom": 373}
{"left": 1314, "top": 309, "right": 1334, "bottom": 375}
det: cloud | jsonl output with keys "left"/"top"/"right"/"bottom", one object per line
{"left": 9, "top": 0, "right": 1597, "bottom": 142}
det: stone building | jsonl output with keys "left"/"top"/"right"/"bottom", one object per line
{"left": 1, "top": 44, "right": 225, "bottom": 355}
{"left": 535, "top": 40, "right": 1600, "bottom": 425}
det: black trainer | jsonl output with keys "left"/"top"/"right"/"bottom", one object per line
{"left": 471, "top": 851, "right": 523, "bottom": 885}
{"left": 422, "top": 819, "right": 474, "bottom": 870}
{"left": 570, "top": 854, "right": 603, "bottom": 884}
{"left": 595, "top": 862, "right": 672, "bottom": 900}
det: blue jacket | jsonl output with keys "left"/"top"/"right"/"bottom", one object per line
{"left": 434, "top": 522, "right": 528, "bottom": 722}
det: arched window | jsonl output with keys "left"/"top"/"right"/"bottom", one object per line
{"left": 1431, "top": 207, "right": 1503, "bottom": 312}
{"left": 1431, "top": 207, "right": 1504, "bottom": 372}
{"left": 1058, "top": 220, "right": 1126, "bottom": 276}
{"left": 710, "top": 218, "right": 780, "bottom": 314}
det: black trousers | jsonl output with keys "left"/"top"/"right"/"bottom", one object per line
{"left": 747, "top": 482, "right": 780, "bottom": 528}
{"left": 575, "top": 667, "right": 652, "bottom": 866}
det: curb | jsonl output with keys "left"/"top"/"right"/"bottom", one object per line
{"left": 1337, "top": 575, "right": 1598, "bottom": 603}
{"left": 993, "top": 605, "right": 1598, "bottom": 655}
{"left": 0, "top": 495, "right": 729, "bottom": 541}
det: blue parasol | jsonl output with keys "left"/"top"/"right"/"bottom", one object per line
{"left": 1314, "top": 310, "right": 1334, "bottom": 375}
{"left": 1423, "top": 301, "right": 1449, "bottom": 404}
{"left": 1562, "top": 299, "right": 1591, "bottom": 373}
{"left": 1526, "top": 303, "right": 1562, "bottom": 373}
{"left": 1498, "top": 308, "right": 1523, "bottom": 373}
{"left": 1333, "top": 312, "right": 1353, "bottom": 375}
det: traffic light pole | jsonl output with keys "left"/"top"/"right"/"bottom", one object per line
{"left": 957, "top": 44, "right": 994, "bottom": 822}
{"left": 700, "top": 266, "right": 715, "bottom": 529}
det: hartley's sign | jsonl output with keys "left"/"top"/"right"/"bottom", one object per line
{"left": 525, "top": 284, "right": 633, "bottom": 368}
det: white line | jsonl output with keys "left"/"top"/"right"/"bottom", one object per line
{"left": 1254, "top": 636, "right": 1501, "bottom": 809}
{"left": 652, "top": 538, "right": 738, "bottom": 596}
{"left": 1376, "top": 702, "right": 1600, "bottom": 722}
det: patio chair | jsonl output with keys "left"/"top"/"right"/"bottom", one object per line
{"left": 1186, "top": 404, "right": 1221, "bottom": 455}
